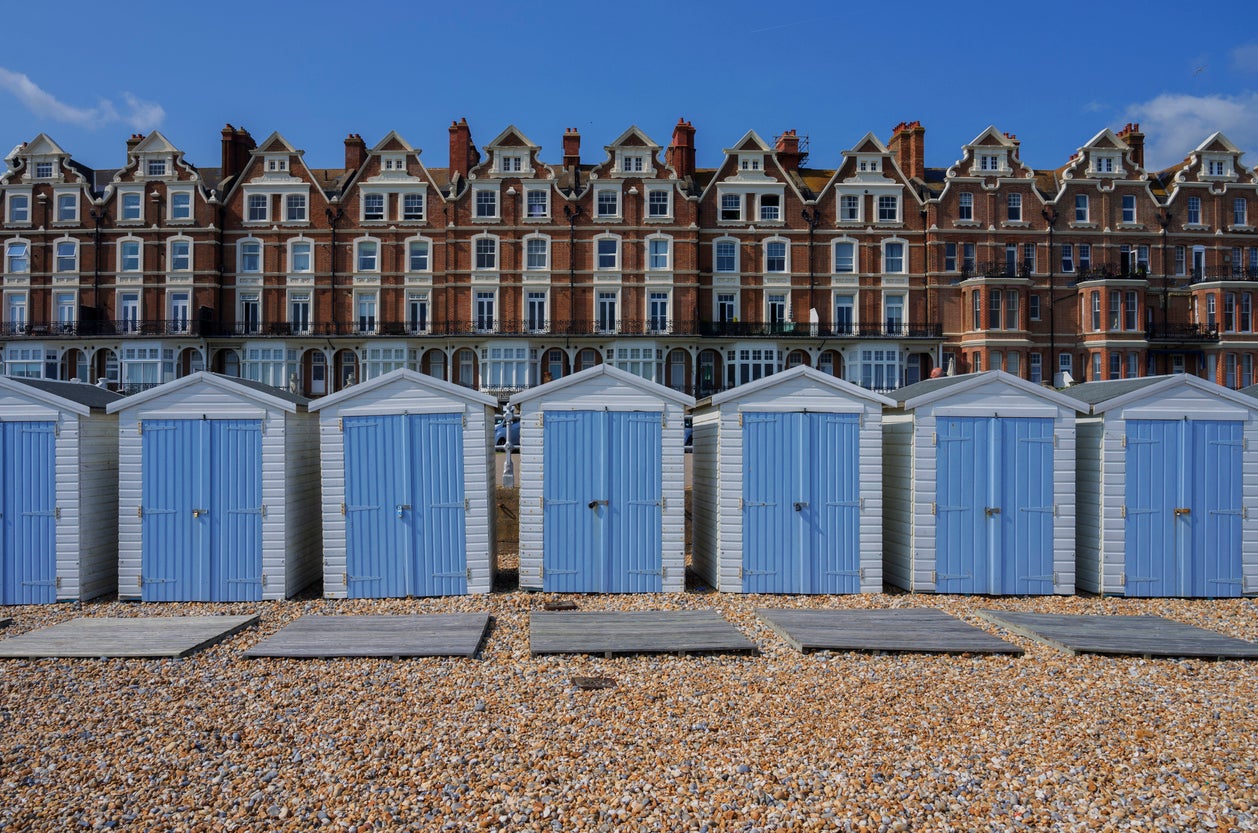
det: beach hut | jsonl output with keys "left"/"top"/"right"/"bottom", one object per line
{"left": 690, "top": 366, "right": 893, "bottom": 593}
{"left": 107, "top": 372, "right": 319, "bottom": 601}
{"left": 510, "top": 364, "right": 694, "bottom": 593}
{"left": 1067, "top": 375, "right": 1258, "bottom": 597}
{"left": 0, "top": 377, "right": 121, "bottom": 603}
{"left": 309, "top": 368, "right": 498, "bottom": 598}
{"left": 883, "top": 371, "right": 1083, "bottom": 595}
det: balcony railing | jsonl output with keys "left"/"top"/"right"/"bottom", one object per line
{"left": 1187, "top": 266, "right": 1258, "bottom": 283}
{"left": 699, "top": 321, "right": 942, "bottom": 339}
{"left": 1145, "top": 323, "right": 1220, "bottom": 343}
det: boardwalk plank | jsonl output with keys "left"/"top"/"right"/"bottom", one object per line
{"left": 244, "top": 614, "right": 491, "bottom": 659}
{"left": 530, "top": 610, "right": 757, "bottom": 656}
{"left": 756, "top": 608, "right": 1022, "bottom": 655}
{"left": 0, "top": 615, "right": 259, "bottom": 659}
{"left": 977, "top": 610, "right": 1258, "bottom": 659}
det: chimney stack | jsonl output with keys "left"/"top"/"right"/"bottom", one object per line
{"left": 448, "top": 118, "right": 478, "bottom": 180}
{"left": 775, "top": 129, "right": 803, "bottom": 172}
{"left": 563, "top": 128, "right": 581, "bottom": 169}
{"left": 126, "top": 133, "right": 145, "bottom": 154}
{"left": 890, "top": 121, "right": 926, "bottom": 181}
{"left": 1118, "top": 122, "right": 1145, "bottom": 169}
{"left": 667, "top": 118, "right": 696, "bottom": 179}
{"left": 344, "top": 133, "right": 367, "bottom": 172}
{"left": 220, "top": 124, "right": 255, "bottom": 181}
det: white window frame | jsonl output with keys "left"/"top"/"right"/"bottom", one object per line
{"left": 595, "top": 235, "right": 620, "bottom": 271}
{"left": 238, "top": 291, "right": 262, "bottom": 335}
{"left": 287, "top": 291, "right": 312, "bottom": 335}
{"left": 355, "top": 238, "right": 379, "bottom": 273}
{"left": 877, "top": 194, "right": 900, "bottom": 223}
{"left": 525, "top": 290, "right": 548, "bottom": 333}
{"left": 246, "top": 193, "right": 269, "bottom": 223}
{"left": 596, "top": 289, "right": 619, "bottom": 332}
{"left": 719, "top": 193, "right": 742, "bottom": 222}
{"left": 474, "top": 289, "right": 497, "bottom": 332}
{"left": 362, "top": 192, "right": 386, "bottom": 222}
{"left": 474, "top": 234, "right": 499, "bottom": 271}
{"left": 839, "top": 194, "right": 862, "bottom": 223}
{"left": 618, "top": 152, "right": 646, "bottom": 174}
{"left": 524, "top": 235, "right": 549, "bottom": 271}
{"left": 714, "top": 237, "right": 739, "bottom": 273}
{"left": 763, "top": 238, "right": 789, "bottom": 273}
{"left": 53, "top": 238, "right": 77, "bottom": 274}
{"left": 288, "top": 238, "right": 313, "bottom": 274}
{"left": 354, "top": 291, "right": 377, "bottom": 334}
{"left": 1121, "top": 194, "right": 1137, "bottom": 224}
{"left": 524, "top": 187, "right": 550, "bottom": 220}
{"left": 1074, "top": 194, "right": 1089, "bottom": 223}
{"left": 473, "top": 186, "right": 499, "bottom": 220}
{"left": 1186, "top": 196, "right": 1202, "bottom": 225}
{"left": 168, "top": 237, "right": 192, "bottom": 272}
{"left": 833, "top": 239, "right": 856, "bottom": 274}
{"left": 407, "top": 291, "right": 430, "bottom": 334}
{"left": 1007, "top": 193, "right": 1022, "bottom": 222}
{"left": 646, "top": 187, "right": 672, "bottom": 219}
{"left": 238, "top": 238, "right": 262, "bottom": 274}
{"left": 118, "top": 237, "right": 142, "bottom": 273}
{"left": 285, "top": 193, "right": 308, "bottom": 223}
{"left": 595, "top": 187, "right": 621, "bottom": 220}
{"left": 883, "top": 239, "right": 907, "bottom": 274}
{"left": 956, "top": 192, "right": 973, "bottom": 222}
{"left": 833, "top": 292, "right": 856, "bottom": 334}
{"left": 759, "top": 193, "right": 782, "bottom": 222}
{"left": 167, "top": 289, "right": 191, "bottom": 333}
{"left": 766, "top": 291, "right": 789, "bottom": 325}
{"left": 497, "top": 153, "right": 524, "bottom": 174}
{"left": 119, "top": 190, "right": 143, "bottom": 223}
{"left": 646, "top": 235, "right": 671, "bottom": 271}
{"left": 401, "top": 192, "right": 425, "bottom": 222}
{"left": 55, "top": 190, "right": 78, "bottom": 223}
{"left": 6, "top": 192, "right": 31, "bottom": 225}
{"left": 169, "top": 189, "right": 193, "bottom": 222}
{"left": 884, "top": 292, "right": 906, "bottom": 335}
{"left": 647, "top": 290, "right": 671, "bottom": 333}
{"left": 406, "top": 237, "right": 432, "bottom": 273}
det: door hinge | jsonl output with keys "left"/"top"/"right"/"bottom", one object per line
{"left": 1053, "top": 572, "right": 1060, "bottom": 587}
{"left": 932, "top": 431, "right": 937, "bottom": 447}
{"left": 338, "top": 417, "right": 343, "bottom": 433}
{"left": 1053, "top": 434, "right": 1059, "bottom": 449}
{"left": 539, "top": 496, "right": 545, "bottom": 509}
{"left": 1053, "top": 503, "right": 1059, "bottom": 518}
{"left": 859, "top": 412, "right": 865, "bottom": 428}
{"left": 137, "top": 419, "right": 143, "bottom": 435}
{"left": 343, "top": 573, "right": 349, "bottom": 587}
{"left": 464, "top": 497, "right": 470, "bottom": 511}
{"left": 659, "top": 497, "right": 667, "bottom": 511}
{"left": 661, "top": 567, "right": 668, "bottom": 579}
{"left": 738, "top": 497, "right": 744, "bottom": 511}
{"left": 260, "top": 504, "right": 267, "bottom": 518}
{"left": 466, "top": 566, "right": 472, "bottom": 581}
{"left": 260, "top": 419, "right": 267, "bottom": 436}
{"left": 1121, "top": 435, "right": 1127, "bottom": 448}
{"left": 537, "top": 413, "right": 544, "bottom": 428}
{"left": 137, "top": 505, "right": 143, "bottom": 519}
{"left": 1121, "top": 504, "right": 1127, "bottom": 518}
{"left": 737, "top": 566, "right": 743, "bottom": 580}
{"left": 53, "top": 421, "right": 60, "bottom": 438}
{"left": 462, "top": 412, "right": 467, "bottom": 428}
{"left": 54, "top": 507, "right": 61, "bottom": 520}
{"left": 931, "top": 501, "right": 937, "bottom": 516}
{"left": 931, "top": 570, "right": 937, "bottom": 584}
{"left": 261, "top": 574, "right": 268, "bottom": 588}
{"left": 859, "top": 567, "right": 866, "bottom": 581}
{"left": 340, "top": 502, "right": 346, "bottom": 516}
{"left": 859, "top": 497, "right": 866, "bottom": 511}
{"left": 738, "top": 412, "right": 744, "bottom": 427}
{"left": 137, "top": 575, "right": 143, "bottom": 588}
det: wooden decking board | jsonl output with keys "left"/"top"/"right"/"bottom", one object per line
{"left": 756, "top": 608, "right": 1023, "bottom": 655}
{"left": 529, "top": 610, "right": 758, "bottom": 656}
{"left": 0, "top": 615, "right": 259, "bottom": 659}
{"left": 977, "top": 610, "right": 1258, "bottom": 659}
{"left": 244, "top": 614, "right": 491, "bottom": 659}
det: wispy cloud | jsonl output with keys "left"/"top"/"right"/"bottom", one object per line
{"left": 1233, "top": 42, "right": 1258, "bottom": 74}
{"left": 0, "top": 67, "right": 164, "bottom": 132}
{"left": 1124, "top": 92, "right": 1258, "bottom": 168}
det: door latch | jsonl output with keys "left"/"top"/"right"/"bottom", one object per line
{"left": 985, "top": 506, "right": 1001, "bottom": 517}
{"left": 192, "top": 508, "right": 207, "bottom": 518}
{"left": 793, "top": 501, "right": 808, "bottom": 512}
{"left": 588, "top": 499, "right": 609, "bottom": 509}
{"left": 396, "top": 504, "right": 411, "bottom": 518}
{"left": 1174, "top": 507, "right": 1192, "bottom": 516}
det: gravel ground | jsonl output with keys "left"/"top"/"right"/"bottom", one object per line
{"left": 2, "top": 559, "right": 1256, "bottom": 832}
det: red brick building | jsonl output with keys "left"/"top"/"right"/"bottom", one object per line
{"left": 3, "top": 119, "right": 1257, "bottom": 397}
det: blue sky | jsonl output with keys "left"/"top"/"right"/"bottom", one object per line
{"left": 3, "top": 0, "right": 1258, "bottom": 176}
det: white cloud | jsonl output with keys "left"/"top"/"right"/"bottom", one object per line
{"left": 1124, "top": 92, "right": 1258, "bottom": 168}
{"left": 0, "top": 67, "right": 163, "bottom": 132}
{"left": 1233, "top": 43, "right": 1258, "bottom": 74}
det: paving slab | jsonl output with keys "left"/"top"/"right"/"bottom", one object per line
{"left": 977, "top": 610, "right": 1258, "bottom": 659}
{"left": 757, "top": 608, "right": 1023, "bottom": 655}
{"left": 0, "top": 615, "right": 259, "bottom": 659}
{"left": 244, "top": 614, "right": 491, "bottom": 659}
{"left": 530, "top": 609, "right": 757, "bottom": 657}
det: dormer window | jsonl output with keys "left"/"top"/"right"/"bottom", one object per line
{"left": 266, "top": 157, "right": 288, "bottom": 173}
{"left": 34, "top": 161, "right": 53, "bottom": 178}
{"left": 620, "top": 153, "right": 645, "bottom": 173}
{"left": 738, "top": 155, "right": 762, "bottom": 172}
{"left": 858, "top": 158, "right": 881, "bottom": 172}
{"left": 1205, "top": 157, "right": 1232, "bottom": 177}
{"left": 978, "top": 153, "right": 1004, "bottom": 172}
{"left": 146, "top": 159, "right": 166, "bottom": 177}
{"left": 382, "top": 155, "right": 405, "bottom": 172}
{"left": 499, "top": 153, "right": 524, "bottom": 173}
{"left": 1089, "top": 152, "right": 1121, "bottom": 175}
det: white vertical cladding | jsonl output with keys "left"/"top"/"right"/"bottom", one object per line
{"left": 1050, "top": 412, "right": 1077, "bottom": 595}
{"left": 909, "top": 412, "right": 938, "bottom": 592}
{"left": 281, "top": 410, "right": 321, "bottom": 598}
{"left": 880, "top": 413, "right": 914, "bottom": 591}
{"left": 75, "top": 413, "right": 120, "bottom": 601}
{"left": 463, "top": 403, "right": 495, "bottom": 595}
{"left": 517, "top": 403, "right": 544, "bottom": 590}
{"left": 50, "top": 412, "right": 80, "bottom": 600}
{"left": 688, "top": 412, "right": 720, "bottom": 589}
{"left": 1073, "top": 417, "right": 1104, "bottom": 594}
{"left": 1095, "top": 418, "right": 1129, "bottom": 595}
{"left": 258, "top": 406, "right": 286, "bottom": 600}
{"left": 115, "top": 407, "right": 143, "bottom": 599}
{"left": 317, "top": 409, "right": 348, "bottom": 598}
{"left": 659, "top": 398, "right": 686, "bottom": 593}
{"left": 857, "top": 404, "right": 884, "bottom": 593}
{"left": 714, "top": 408, "right": 743, "bottom": 592}
{"left": 1243, "top": 416, "right": 1258, "bottom": 596}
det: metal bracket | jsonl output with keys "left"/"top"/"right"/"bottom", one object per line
{"left": 1121, "top": 505, "right": 1126, "bottom": 519}
{"left": 137, "top": 505, "right": 144, "bottom": 519}
{"left": 465, "top": 498, "right": 470, "bottom": 511}
{"left": 738, "top": 412, "right": 743, "bottom": 427}
{"left": 338, "top": 417, "right": 343, "bottom": 433}
{"left": 260, "top": 505, "right": 267, "bottom": 518}
{"left": 138, "top": 420, "right": 143, "bottom": 435}
{"left": 931, "top": 501, "right": 936, "bottom": 516}
{"left": 54, "top": 507, "right": 61, "bottom": 520}
{"left": 340, "top": 502, "right": 346, "bottom": 516}
{"left": 932, "top": 431, "right": 937, "bottom": 447}
{"left": 466, "top": 566, "right": 472, "bottom": 581}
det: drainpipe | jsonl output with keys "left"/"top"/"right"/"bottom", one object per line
{"left": 326, "top": 205, "right": 344, "bottom": 333}
{"left": 1042, "top": 206, "right": 1058, "bottom": 382}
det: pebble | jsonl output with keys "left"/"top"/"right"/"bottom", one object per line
{"left": 1, "top": 577, "right": 1256, "bottom": 830}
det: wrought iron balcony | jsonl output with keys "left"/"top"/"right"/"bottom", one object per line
{"left": 1145, "top": 323, "right": 1220, "bottom": 343}
{"left": 1187, "top": 266, "right": 1258, "bottom": 283}
{"left": 698, "top": 321, "right": 942, "bottom": 339}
